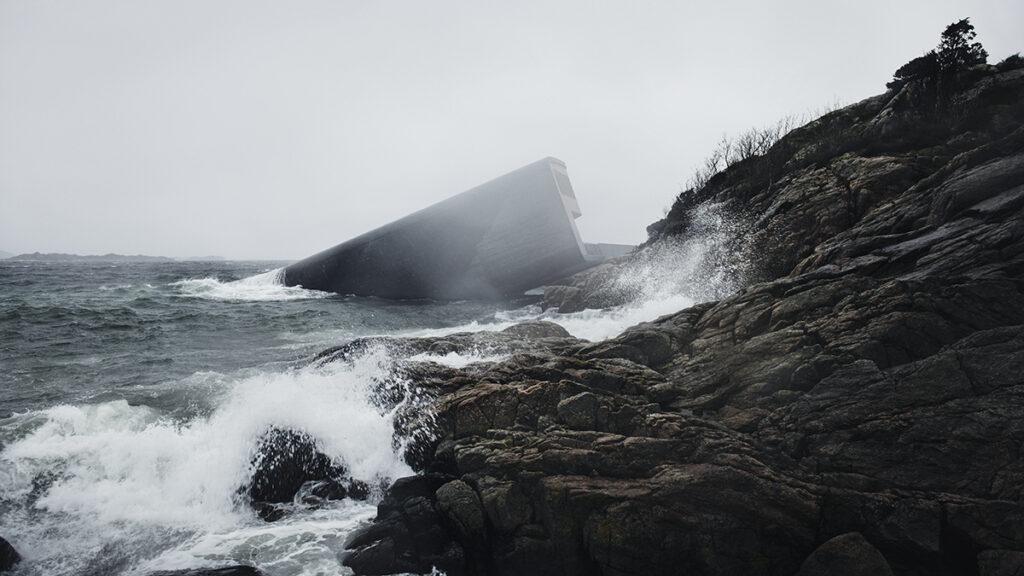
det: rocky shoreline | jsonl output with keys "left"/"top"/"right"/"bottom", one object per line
{"left": 339, "top": 64, "right": 1024, "bottom": 575}
{"left": 2, "top": 53, "right": 1021, "bottom": 576}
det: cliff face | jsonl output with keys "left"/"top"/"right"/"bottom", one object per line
{"left": 341, "top": 65, "right": 1024, "bottom": 576}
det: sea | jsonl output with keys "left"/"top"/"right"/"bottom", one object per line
{"left": 0, "top": 209, "right": 741, "bottom": 576}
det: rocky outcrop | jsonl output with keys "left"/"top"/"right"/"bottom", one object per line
{"left": 547, "top": 66, "right": 1024, "bottom": 313}
{"left": 341, "top": 65, "right": 1024, "bottom": 575}
{"left": 0, "top": 537, "right": 19, "bottom": 572}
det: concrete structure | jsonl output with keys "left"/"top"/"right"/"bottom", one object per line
{"left": 283, "top": 157, "right": 632, "bottom": 300}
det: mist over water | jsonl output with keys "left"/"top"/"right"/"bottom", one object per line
{"left": 0, "top": 214, "right": 745, "bottom": 575}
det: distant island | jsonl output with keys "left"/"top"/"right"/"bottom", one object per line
{"left": 3, "top": 252, "right": 232, "bottom": 262}
{"left": 181, "top": 255, "right": 226, "bottom": 262}
{"left": 7, "top": 252, "right": 176, "bottom": 262}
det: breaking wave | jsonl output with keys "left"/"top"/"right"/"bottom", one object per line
{"left": 0, "top": 203, "right": 752, "bottom": 575}
{"left": 614, "top": 203, "right": 748, "bottom": 303}
{"left": 0, "top": 347, "right": 413, "bottom": 576}
{"left": 535, "top": 202, "right": 747, "bottom": 340}
{"left": 172, "top": 269, "right": 331, "bottom": 302}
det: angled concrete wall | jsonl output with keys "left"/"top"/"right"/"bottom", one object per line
{"left": 283, "top": 157, "right": 614, "bottom": 300}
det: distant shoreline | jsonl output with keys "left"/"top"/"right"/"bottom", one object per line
{"left": 3, "top": 252, "right": 231, "bottom": 263}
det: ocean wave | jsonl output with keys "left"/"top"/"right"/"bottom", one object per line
{"left": 0, "top": 205, "right": 751, "bottom": 574}
{"left": 0, "top": 347, "right": 413, "bottom": 575}
{"left": 172, "top": 269, "right": 332, "bottom": 302}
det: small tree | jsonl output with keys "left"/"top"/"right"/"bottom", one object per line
{"left": 888, "top": 18, "right": 989, "bottom": 90}
{"left": 937, "top": 18, "right": 988, "bottom": 72}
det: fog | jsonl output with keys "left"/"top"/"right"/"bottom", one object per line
{"left": 1, "top": 0, "right": 1021, "bottom": 259}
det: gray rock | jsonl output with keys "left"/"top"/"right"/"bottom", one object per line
{"left": 556, "top": 392, "right": 604, "bottom": 429}
{"left": 337, "top": 66, "right": 1024, "bottom": 576}
{"left": 436, "top": 480, "right": 486, "bottom": 541}
{"left": 0, "top": 537, "right": 20, "bottom": 572}
{"left": 541, "top": 285, "right": 585, "bottom": 313}
{"left": 500, "top": 321, "right": 571, "bottom": 339}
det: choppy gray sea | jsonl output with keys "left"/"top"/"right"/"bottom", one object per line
{"left": 0, "top": 255, "right": 718, "bottom": 575}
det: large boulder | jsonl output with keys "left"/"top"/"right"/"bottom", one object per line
{"left": 500, "top": 321, "right": 571, "bottom": 339}
{"left": 0, "top": 537, "right": 19, "bottom": 572}
{"left": 343, "top": 473, "right": 469, "bottom": 576}
{"left": 435, "top": 479, "right": 488, "bottom": 565}
{"left": 243, "top": 428, "right": 367, "bottom": 521}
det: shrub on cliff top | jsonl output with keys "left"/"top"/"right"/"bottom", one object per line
{"left": 937, "top": 18, "right": 988, "bottom": 72}
{"left": 887, "top": 51, "right": 939, "bottom": 89}
{"left": 997, "top": 53, "right": 1024, "bottom": 72}
{"left": 888, "top": 18, "right": 988, "bottom": 89}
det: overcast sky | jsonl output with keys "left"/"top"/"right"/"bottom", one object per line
{"left": 1, "top": 0, "right": 1020, "bottom": 259}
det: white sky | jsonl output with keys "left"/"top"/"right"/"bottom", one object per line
{"left": 2, "top": 0, "right": 1021, "bottom": 259}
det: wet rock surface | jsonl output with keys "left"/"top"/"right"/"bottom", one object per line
{"left": 243, "top": 428, "right": 369, "bottom": 521}
{"left": 341, "top": 67, "right": 1024, "bottom": 575}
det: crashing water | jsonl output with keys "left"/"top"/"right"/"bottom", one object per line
{"left": 0, "top": 211, "right": 745, "bottom": 575}
{"left": 171, "top": 269, "right": 331, "bottom": 302}
{"left": 1, "top": 354, "right": 408, "bottom": 576}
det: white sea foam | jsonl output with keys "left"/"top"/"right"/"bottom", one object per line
{"left": 0, "top": 347, "right": 412, "bottom": 576}
{"left": 407, "top": 350, "right": 509, "bottom": 368}
{"left": 398, "top": 295, "right": 700, "bottom": 343}
{"left": 132, "top": 502, "right": 376, "bottom": 576}
{"left": 533, "top": 204, "right": 743, "bottom": 340}
{"left": 398, "top": 319, "right": 513, "bottom": 339}
{"left": 172, "top": 268, "right": 331, "bottom": 302}
{"left": 538, "top": 293, "right": 698, "bottom": 341}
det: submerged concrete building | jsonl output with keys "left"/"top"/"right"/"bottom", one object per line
{"left": 283, "top": 157, "right": 632, "bottom": 300}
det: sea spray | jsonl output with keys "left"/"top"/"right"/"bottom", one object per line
{"left": 613, "top": 202, "right": 751, "bottom": 304}
{"left": 404, "top": 203, "right": 750, "bottom": 342}
{"left": 532, "top": 202, "right": 751, "bottom": 339}
{"left": 0, "top": 345, "right": 418, "bottom": 576}
{"left": 172, "top": 268, "right": 332, "bottom": 302}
